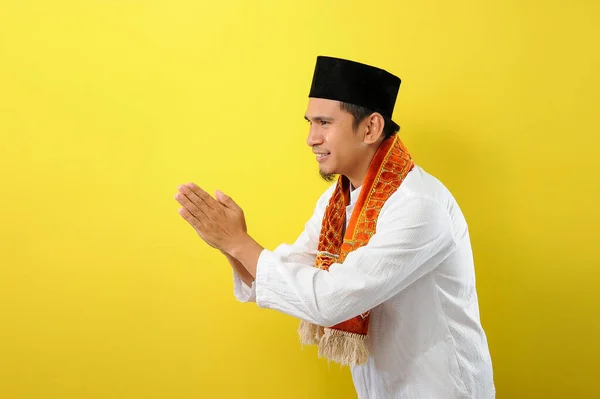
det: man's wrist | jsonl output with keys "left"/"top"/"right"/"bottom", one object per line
{"left": 226, "top": 233, "right": 263, "bottom": 279}
{"left": 225, "top": 233, "right": 250, "bottom": 258}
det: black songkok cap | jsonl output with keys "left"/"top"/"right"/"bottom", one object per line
{"left": 308, "top": 56, "right": 401, "bottom": 132}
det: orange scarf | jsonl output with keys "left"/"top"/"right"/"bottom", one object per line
{"left": 298, "top": 134, "right": 414, "bottom": 366}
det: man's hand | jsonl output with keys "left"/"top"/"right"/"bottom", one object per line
{"left": 174, "top": 182, "right": 247, "bottom": 253}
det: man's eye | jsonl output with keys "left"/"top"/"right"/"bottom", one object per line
{"left": 320, "top": 121, "right": 329, "bottom": 126}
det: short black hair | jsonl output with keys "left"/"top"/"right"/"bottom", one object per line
{"left": 339, "top": 102, "right": 399, "bottom": 139}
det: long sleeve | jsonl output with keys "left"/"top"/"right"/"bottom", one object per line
{"left": 254, "top": 194, "right": 457, "bottom": 326}
{"left": 232, "top": 184, "right": 335, "bottom": 303}
{"left": 232, "top": 274, "right": 257, "bottom": 302}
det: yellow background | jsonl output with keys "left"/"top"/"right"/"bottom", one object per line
{"left": 1, "top": 1, "right": 598, "bottom": 398}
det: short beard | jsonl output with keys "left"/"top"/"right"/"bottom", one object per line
{"left": 319, "top": 169, "right": 337, "bottom": 183}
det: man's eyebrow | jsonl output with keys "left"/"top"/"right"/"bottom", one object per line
{"left": 304, "top": 115, "right": 334, "bottom": 122}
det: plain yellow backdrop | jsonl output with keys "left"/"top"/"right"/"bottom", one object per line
{"left": 1, "top": 1, "right": 598, "bottom": 398}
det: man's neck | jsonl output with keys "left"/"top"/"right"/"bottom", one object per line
{"left": 347, "top": 179, "right": 362, "bottom": 193}
{"left": 346, "top": 139, "right": 385, "bottom": 188}
{"left": 346, "top": 159, "right": 373, "bottom": 189}
{"left": 346, "top": 171, "right": 366, "bottom": 189}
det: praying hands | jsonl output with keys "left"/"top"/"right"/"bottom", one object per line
{"left": 174, "top": 183, "right": 264, "bottom": 279}
{"left": 174, "top": 183, "right": 247, "bottom": 252}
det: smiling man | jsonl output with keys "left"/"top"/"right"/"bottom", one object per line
{"left": 174, "top": 56, "right": 495, "bottom": 398}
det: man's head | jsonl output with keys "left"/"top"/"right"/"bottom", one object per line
{"left": 306, "top": 56, "right": 402, "bottom": 185}
{"left": 305, "top": 99, "right": 399, "bottom": 183}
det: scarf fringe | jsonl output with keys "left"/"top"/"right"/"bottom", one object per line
{"left": 298, "top": 321, "right": 369, "bottom": 366}
{"left": 298, "top": 320, "right": 324, "bottom": 344}
{"left": 318, "top": 327, "right": 369, "bottom": 366}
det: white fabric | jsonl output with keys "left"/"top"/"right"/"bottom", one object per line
{"left": 233, "top": 165, "right": 495, "bottom": 398}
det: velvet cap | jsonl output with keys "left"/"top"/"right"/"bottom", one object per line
{"left": 308, "top": 56, "right": 401, "bottom": 132}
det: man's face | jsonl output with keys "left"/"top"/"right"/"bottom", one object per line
{"left": 304, "top": 98, "right": 365, "bottom": 181}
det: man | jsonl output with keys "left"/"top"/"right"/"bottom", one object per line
{"left": 174, "top": 56, "right": 495, "bottom": 398}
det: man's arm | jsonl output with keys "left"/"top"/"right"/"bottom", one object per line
{"left": 229, "top": 195, "right": 456, "bottom": 326}
{"left": 175, "top": 182, "right": 454, "bottom": 325}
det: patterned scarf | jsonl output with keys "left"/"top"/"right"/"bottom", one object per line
{"left": 298, "top": 134, "right": 414, "bottom": 366}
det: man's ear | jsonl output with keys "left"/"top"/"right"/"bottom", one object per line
{"left": 363, "top": 113, "right": 385, "bottom": 144}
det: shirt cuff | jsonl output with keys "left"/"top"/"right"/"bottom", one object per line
{"left": 255, "top": 249, "right": 277, "bottom": 310}
{"left": 232, "top": 269, "right": 257, "bottom": 303}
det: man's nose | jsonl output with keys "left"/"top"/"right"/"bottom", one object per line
{"left": 306, "top": 127, "right": 323, "bottom": 147}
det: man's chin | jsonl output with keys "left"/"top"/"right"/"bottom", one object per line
{"left": 319, "top": 168, "right": 337, "bottom": 182}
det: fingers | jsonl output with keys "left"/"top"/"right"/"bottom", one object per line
{"left": 178, "top": 185, "right": 205, "bottom": 210}
{"left": 174, "top": 190, "right": 208, "bottom": 221}
{"left": 178, "top": 206, "right": 204, "bottom": 230}
{"left": 215, "top": 190, "right": 240, "bottom": 211}
{"left": 184, "top": 183, "right": 219, "bottom": 211}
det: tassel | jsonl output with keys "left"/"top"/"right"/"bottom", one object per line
{"left": 298, "top": 320, "right": 324, "bottom": 345}
{"left": 317, "top": 327, "right": 369, "bottom": 366}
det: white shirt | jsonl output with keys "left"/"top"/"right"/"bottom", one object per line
{"left": 233, "top": 165, "right": 495, "bottom": 398}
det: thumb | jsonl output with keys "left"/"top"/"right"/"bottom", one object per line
{"left": 215, "top": 190, "right": 240, "bottom": 210}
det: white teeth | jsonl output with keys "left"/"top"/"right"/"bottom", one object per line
{"left": 317, "top": 153, "right": 329, "bottom": 158}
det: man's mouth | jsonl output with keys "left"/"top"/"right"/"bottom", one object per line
{"left": 315, "top": 152, "right": 331, "bottom": 162}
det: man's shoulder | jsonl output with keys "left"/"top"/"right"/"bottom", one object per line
{"left": 376, "top": 165, "right": 469, "bottom": 243}
{"left": 380, "top": 164, "right": 461, "bottom": 220}
{"left": 394, "top": 164, "right": 455, "bottom": 203}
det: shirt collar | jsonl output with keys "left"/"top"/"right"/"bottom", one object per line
{"left": 350, "top": 185, "right": 362, "bottom": 205}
